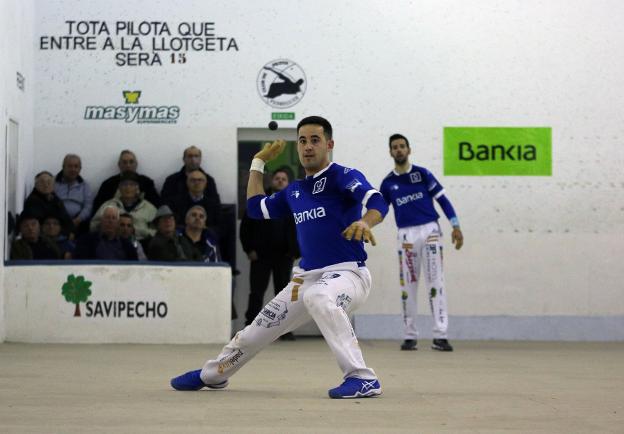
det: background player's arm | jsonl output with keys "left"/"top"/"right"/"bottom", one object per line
{"left": 425, "top": 169, "right": 464, "bottom": 250}
{"left": 435, "top": 194, "right": 463, "bottom": 250}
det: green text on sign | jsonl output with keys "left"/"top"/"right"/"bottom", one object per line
{"left": 444, "top": 127, "right": 552, "bottom": 176}
{"left": 272, "top": 112, "right": 295, "bottom": 120}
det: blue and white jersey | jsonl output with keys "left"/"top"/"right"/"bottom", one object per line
{"left": 248, "top": 162, "right": 387, "bottom": 271}
{"left": 380, "top": 165, "right": 445, "bottom": 228}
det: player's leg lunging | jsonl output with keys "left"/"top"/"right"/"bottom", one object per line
{"left": 302, "top": 269, "right": 376, "bottom": 380}
{"left": 199, "top": 279, "right": 313, "bottom": 385}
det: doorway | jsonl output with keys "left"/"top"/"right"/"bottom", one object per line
{"left": 4, "top": 119, "right": 19, "bottom": 260}
{"left": 236, "top": 128, "right": 300, "bottom": 219}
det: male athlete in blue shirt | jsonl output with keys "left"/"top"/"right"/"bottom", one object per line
{"left": 171, "top": 116, "right": 389, "bottom": 398}
{"left": 380, "top": 134, "right": 464, "bottom": 352}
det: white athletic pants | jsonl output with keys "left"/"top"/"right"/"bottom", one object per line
{"left": 397, "top": 221, "right": 448, "bottom": 339}
{"left": 200, "top": 262, "right": 377, "bottom": 385}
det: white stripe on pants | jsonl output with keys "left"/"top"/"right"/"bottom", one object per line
{"left": 397, "top": 221, "right": 448, "bottom": 339}
{"left": 200, "top": 262, "right": 377, "bottom": 385}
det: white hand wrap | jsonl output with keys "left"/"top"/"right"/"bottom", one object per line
{"left": 249, "top": 158, "right": 265, "bottom": 174}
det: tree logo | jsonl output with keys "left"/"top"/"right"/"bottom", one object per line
{"left": 62, "top": 274, "right": 93, "bottom": 317}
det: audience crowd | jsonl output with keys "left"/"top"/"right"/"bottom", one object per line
{"left": 10, "top": 147, "right": 224, "bottom": 263}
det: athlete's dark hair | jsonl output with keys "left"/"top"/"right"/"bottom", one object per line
{"left": 389, "top": 133, "right": 410, "bottom": 149}
{"left": 297, "top": 116, "right": 333, "bottom": 140}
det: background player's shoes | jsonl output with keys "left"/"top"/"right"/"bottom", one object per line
{"left": 328, "top": 377, "right": 382, "bottom": 399}
{"left": 170, "top": 369, "right": 229, "bottom": 391}
{"left": 400, "top": 339, "right": 417, "bottom": 351}
{"left": 432, "top": 339, "right": 454, "bottom": 352}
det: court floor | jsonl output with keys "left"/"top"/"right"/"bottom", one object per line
{"left": 1, "top": 339, "right": 622, "bottom": 433}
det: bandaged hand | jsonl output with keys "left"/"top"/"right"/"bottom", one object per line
{"left": 452, "top": 227, "right": 463, "bottom": 250}
{"left": 342, "top": 220, "right": 376, "bottom": 246}
{"left": 254, "top": 139, "right": 287, "bottom": 162}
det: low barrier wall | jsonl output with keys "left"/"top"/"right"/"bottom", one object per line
{"left": 3, "top": 261, "right": 231, "bottom": 343}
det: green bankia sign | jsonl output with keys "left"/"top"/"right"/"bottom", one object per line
{"left": 444, "top": 127, "right": 552, "bottom": 176}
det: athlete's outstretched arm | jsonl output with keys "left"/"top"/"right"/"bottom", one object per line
{"left": 342, "top": 209, "right": 384, "bottom": 246}
{"left": 247, "top": 170, "right": 265, "bottom": 199}
{"left": 342, "top": 188, "right": 388, "bottom": 246}
{"left": 340, "top": 171, "right": 388, "bottom": 246}
{"left": 247, "top": 140, "right": 286, "bottom": 199}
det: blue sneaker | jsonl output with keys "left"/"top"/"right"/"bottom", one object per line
{"left": 328, "top": 377, "right": 382, "bottom": 399}
{"left": 170, "top": 369, "right": 229, "bottom": 391}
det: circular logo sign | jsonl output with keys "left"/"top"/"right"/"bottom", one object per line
{"left": 257, "top": 59, "right": 307, "bottom": 108}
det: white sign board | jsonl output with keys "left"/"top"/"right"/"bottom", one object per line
{"left": 4, "top": 263, "right": 231, "bottom": 343}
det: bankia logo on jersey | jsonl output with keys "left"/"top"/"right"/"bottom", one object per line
{"left": 396, "top": 192, "right": 424, "bottom": 206}
{"left": 293, "top": 207, "right": 326, "bottom": 224}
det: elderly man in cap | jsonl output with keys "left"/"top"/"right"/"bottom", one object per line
{"left": 90, "top": 171, "right": 157, "bottom": 240}
{"left": 147, "top": 205, "right": 201, "bottom": 262}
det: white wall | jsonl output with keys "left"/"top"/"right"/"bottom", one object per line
{"left": 0, "top": 0, "right": 36, "bottom": 342}
{"left": 9, "top": 0, "right": 624, "bottom": 339}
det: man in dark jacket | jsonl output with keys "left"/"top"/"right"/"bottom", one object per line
{"left": 92, "top": 150, "right": 161, "bottom": 213}
{"left": 167, "top": 169, "right": 220, "bottom": 230}
{"left": 161, "top": 146, "right": 220, "bottom": 208}
{"left": 74, "top": 206, "right": 138, "bottom": 260}
{"left": 239, "top": 169, "right": 299, "bottom": 334}
{"left": 181, "top": 205, "right": 220, "bottom": 263}
{"left": 23, "top": 171, "right": 75, "bottom": 237}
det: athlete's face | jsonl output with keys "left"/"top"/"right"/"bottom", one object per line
{"left": 297, "top": 124, "right": 334, "bottom": 174}
{"left": 389, "top": 138, "right": 410, "bottom": 165}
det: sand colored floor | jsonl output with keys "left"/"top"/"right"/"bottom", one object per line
{"left": 1, "top": 339, "right": 623, "bottom": 433}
